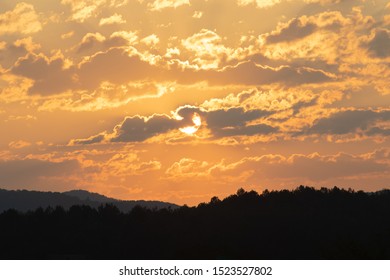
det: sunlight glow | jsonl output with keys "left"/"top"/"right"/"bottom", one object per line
{"left": 179, "top": 113, "right": 202, "bottom": 135}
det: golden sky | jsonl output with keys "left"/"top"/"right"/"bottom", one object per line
{"left": 0, "top": 0, "right": 389, "bottom": 205}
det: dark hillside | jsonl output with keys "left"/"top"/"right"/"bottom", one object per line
{"left": 0, "top": 189, "right": 178, "bottom": 213}
{"left": 1, "top": 186, "right": 390, "bottom": 259}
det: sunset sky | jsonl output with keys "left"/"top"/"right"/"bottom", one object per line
{"left": 0, "top": 0, "right": 389, "bottom": 205}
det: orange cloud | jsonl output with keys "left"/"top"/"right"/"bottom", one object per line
{"left": 0, "top": 3, "right": 42, "bottom": 35}
{"left": 0, "top": 0, "right": 389, "bottom": 205}
{"left": 148, "top": 0, "right": 190, "bottom": 11}
{"left": 61, "top": 0, "right": 128, "bottom": 22}
{"left": 237, "top": 0, "right": 282, "bottom": 9}
{"left": 99, "top": 13, "right": 126, "bottom": 26}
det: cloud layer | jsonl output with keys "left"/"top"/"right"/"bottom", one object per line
{"left": 0, "top": 0, "right": 389, "bottom": 205}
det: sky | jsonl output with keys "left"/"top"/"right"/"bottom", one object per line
{"left": 0, "top": 0, "right": 389, "bottom": 205}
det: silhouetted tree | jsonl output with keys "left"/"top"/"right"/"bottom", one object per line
{"left": 1, "top": 186, "right": 390, "bottom": 259}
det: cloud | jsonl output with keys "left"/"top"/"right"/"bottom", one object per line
{"left": 263, "top": 10, "right": 349, "bottom": 44}
{"left": 73, "top": 105, "right": 278, "bottom": 144}
{"left": 99, "top": 13, "right": 126, "bottom": 26}
{"left": 260, "top": 151, "right": 390, "bottom": 181}
{"left": 110, "top": 114, "right": 178, "bottom": 142}
{"left": 77, "top": 48, "right": 159, "bottom": 89}
{"left": 165, "top": 158, "right": 211, "bottom": 179}
{"left": 177, "top": 106, "right": 278, "bottom": 139}
{"left": 192, "top": 11, "right": 203, "bottom": 19}
{"left": 261, "top": 10, "right": 351, "bottom": 63}
{"left": 0, "top": 0, "right": 388, "bottom": 205}
{"left": 75, "top": 31, "right": 138, "bottom": 53}
{"left": 237, "top": 0, "right": 282, "bottom": 9}
{"left": 70, "top": 134, "right": 106, "bottom": 145}
{"left": 8, "top": 37, "right": 41, "bottom": 54}
{"left": 0, "top": 158, "right": 80, "bottom": 188}
{"left": 108, "top": 31, "right": 139, "bottom": 46}
{"left": 201, "top": 107, "right": 277, "bottom": 137}
{"left": 212, "top": 123, "right": 278, "bottom": 138}
{"left": 0, "top": 2, "right": 42, "bottom": 35}
{"left": 38, "top": 81, "right": 163, "bottom": 112}
{"left": 0, "top": 37, "right": 41, "bottom": 69}
{"left": 304, "top": 0, "right": 340, "bottom": 4}
{"left": 61, "top": 31, "right": 75, "bottom": 39}
{"left": 266, "top": 17, "right": 317, "bottom": 44}
{"left": 97, "top": 107, "right": 390, "bottom": 144}
{"left": 148, "top": 0, "right": 190, "bottom": 11}
{"left": 200, "top": 87, "right": 320, "bottom": 112}
{"left": 205, "top": 107, "right": 266, "bottom": 128}
{"left": 5, "top": 115, "right": 37, "bottom": 122}
{"left": 100, "top": 153, "right": 162, "bottom": 176}
{"left": 141, "top": 34, "right": 160, "bottom": 47}
{"left": 11, "top": 53, "right": 75, "bottom": 95}
{"left": 181, "top": 29, "right": 230, "bottom": 69}
{"left": 165, "top": 149, "right": 390, "bottom": 184}
{"left": 305, "top": 109, "right": 390, "bottom": 136}
{"left": 11, "top": 47, "right": 147, "bottom": 95}
{"left": 168, "top": 61, "right": 335, "bottom": 86}
{"left": 8, "top": 140, "right": 32, "bottom": 149}
{"left": 11, "top": 44, "right": 334, "bottom": 96}
{"left": 366, "top": 127, "right": 390, "bottom": 137}
{"left": 61, "top": 0, "right": 128, "bottom": 22}
{"left": 173, "top": 62, "right": 335, "bottom": 86}
{"left": 77, "top": 32, "right": 106, "bottom": 53}
{"left": 366, "top": 29, "right": 390, "bottom": 58}
{"left": 238, "top": 0, "right": 346, "bottom": 9}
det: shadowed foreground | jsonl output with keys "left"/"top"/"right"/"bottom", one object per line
{"left": 1, "top": 186, "right": 390, "bottom": 259}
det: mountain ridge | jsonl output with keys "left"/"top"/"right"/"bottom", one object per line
{"left": 0, "top": 188, "right": 179, "bottom": 213}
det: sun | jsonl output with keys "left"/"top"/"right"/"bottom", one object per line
{"left": 179, "top": 113, "right": 202, "bottom": 135}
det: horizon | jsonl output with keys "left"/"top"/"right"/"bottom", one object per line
{"left": 0, "top": 0, "right": 389, "bottom": 205}
{"left": 2, "top": 184, "right": 390, "bottom": 207}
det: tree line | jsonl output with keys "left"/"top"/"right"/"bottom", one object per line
{"left": 1, "top": 186, "right": 390, "bottom": 259}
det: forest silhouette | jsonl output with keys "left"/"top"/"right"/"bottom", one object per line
{"left": 1, "top": 186, "right": 390, "bottom": 259}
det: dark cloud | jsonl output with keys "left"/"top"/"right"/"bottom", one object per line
{"left": 73, "top": 106, "right": 278, "bottom": 144}
{"left": 206, "top": 107, "right": 265, "bottom": 128}
{"left": 11, "top": 46, "right": 335, "bottom": 95}
{"left": 11, "top": 48, "right": 159, "bottom": 95}
{"left": 203, "top": 107, "right": 277, "bottom": 137}
{"left": 79, "top": 51, "right": 335, "bottom": 87}
{"left": 366, "top": 29, "right": 390, "bottom": 58}
{"left": 76, "top": 32, "right": 134, "bottom": 54}
{"left": 73, "top": 108, "right": 198, "bottom": 144}
{"left": 264, "top": 11, "right": 347, "bottom": 45}
{"left": 175, "top": 106, "right": 203, "bottom": 126}
{"left": 69, "top": 107, "right": 390, "bottom": 144}
{"left": 0, "top": 40, "right": 33, "bottom": 68}
{"left": 179, "top": 106, "right": 278, "bottom": 137}
{"left": 71, "top": 134, "right": 106, "bottom": 145}
{"left": 291, "top": 98, "right": 318, "bottom": 114}
{"left": 220, "top": 63, "right": 334, "bottom": 86}
{"left": 11, "top": 53, "right": 75, "bottom": 95}
{"left": 77, "top": 33, "right": 105, "bottom": 53}
{"left": 105, "top": 34, "right": 133, "bottom": 48}
{"left": 174, "top": 62, "right": 335, "bottom": 86}
{"left": 366, "top": 127, "right": 390, "bottom": 136}
{"left": 266, "top": 18, "right": 317, "bottom": 44}
{"left": 212, "top": 124, "right": 277, "bottom": 137}
{"left": 110, "top": 115, "right": 178, "bottom": 142}
{"left": 305, "top": 109, "right": 390, "bottom": 135}
{"left": 77, "top": 48, "right": 161, "bottom": 90}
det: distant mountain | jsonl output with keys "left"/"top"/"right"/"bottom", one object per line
{"left": 0, "top": 189, "right": 179, "bottom": 213}
{"left": 63, "top": 190, "right": 117, "bottom": 203}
